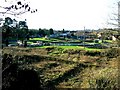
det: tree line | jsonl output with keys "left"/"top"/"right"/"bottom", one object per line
{"left": 1, "top": 16, "right": 56, "bottom": 47}
{"left": 29, "top": 28, "right": 54, "bottom": 37}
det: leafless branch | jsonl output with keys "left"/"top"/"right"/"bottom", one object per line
{"left": 0, "top": 0, "right": 37, "bottom": 16}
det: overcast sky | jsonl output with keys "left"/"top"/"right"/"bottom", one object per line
{"left": 0, "top": 0, "right": 119, "bottom": 30}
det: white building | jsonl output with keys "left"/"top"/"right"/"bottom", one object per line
{"left": 112, "top": 36, "right": 117, "bottom": 41}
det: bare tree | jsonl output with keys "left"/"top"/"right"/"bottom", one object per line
{"left": 0, "top": 0, "right": 37, "bottom": 16}
{"left": 107, "top": 0, "right": 120, "bottom": 29}
{"left": 107, "top": 0, "right": 120, "bottom": 47}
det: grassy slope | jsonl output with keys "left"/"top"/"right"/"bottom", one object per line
{"left": 2, "top": 47, "right": 119, "bottom": 89}
{"left": 37, "top": 46, "right": 103, "bottom": 51}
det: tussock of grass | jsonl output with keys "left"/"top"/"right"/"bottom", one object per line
{"left": 80, "top": 67, "right": 118, "bottom": 88}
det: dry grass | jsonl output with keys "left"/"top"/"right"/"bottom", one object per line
{"left": 2, "top": 47, "right": 120, "bottom": 89}
{"left": 56, "top": 61, "right": 118, "bottom": 88}
{"left": 80, "top": 66, "right": 118, "bottom": 88}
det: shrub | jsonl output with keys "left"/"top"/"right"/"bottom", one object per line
{"left": 101, "top": 48, "right": 120, "bottom": 58}
{"left": 96, "top": 77, "right": 118, "bottom": 89}
{"left": 45, "top": 46, "right": 55, "bottom": 51}
{"left": 2, "top": 53, "right": 13, "bottom": 70}
{"left": 85, "top": 51, "right": 101, "bottom": 56}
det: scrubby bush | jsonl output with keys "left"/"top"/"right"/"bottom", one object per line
{"left": 2, "top": 65, "right": 41, "bottom": 90}
{"left": 101, "top": 48, "right": 120, "bottom": 58}
{"left": 95, "top": 77, "right": 118, "bottom": 89}
{"left": 45, "top": 46, "right": 55, "bottom": 51}
{"left": 63, "top": 49, "right": 84, "bottom": 54}
{"left": 2, "top": 53, "right": 13, "bottom": 70}
{"left": 85, "top": 51, "right": 101, "bottom": 56}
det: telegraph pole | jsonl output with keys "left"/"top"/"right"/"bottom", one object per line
{"left": 83, "top": 26, "right": 85, "bottom": 49}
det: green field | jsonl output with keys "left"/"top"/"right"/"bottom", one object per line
{"left": 104, "top": 40, "right": 113, "bottom": 43}
{"left": 37, "top": 46, "right": 103, "bottom": 51}
{"left": 29, "top": 37, "right": 82, "bottom": 42}
{"left": 30, "top": 37, "right": 50, "bottom": 42}
{"left": 29, "top": 37, "right": 63, "bottom": 42}
{"left": 29, "top": 37, "right": 104, "bottom": 51}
